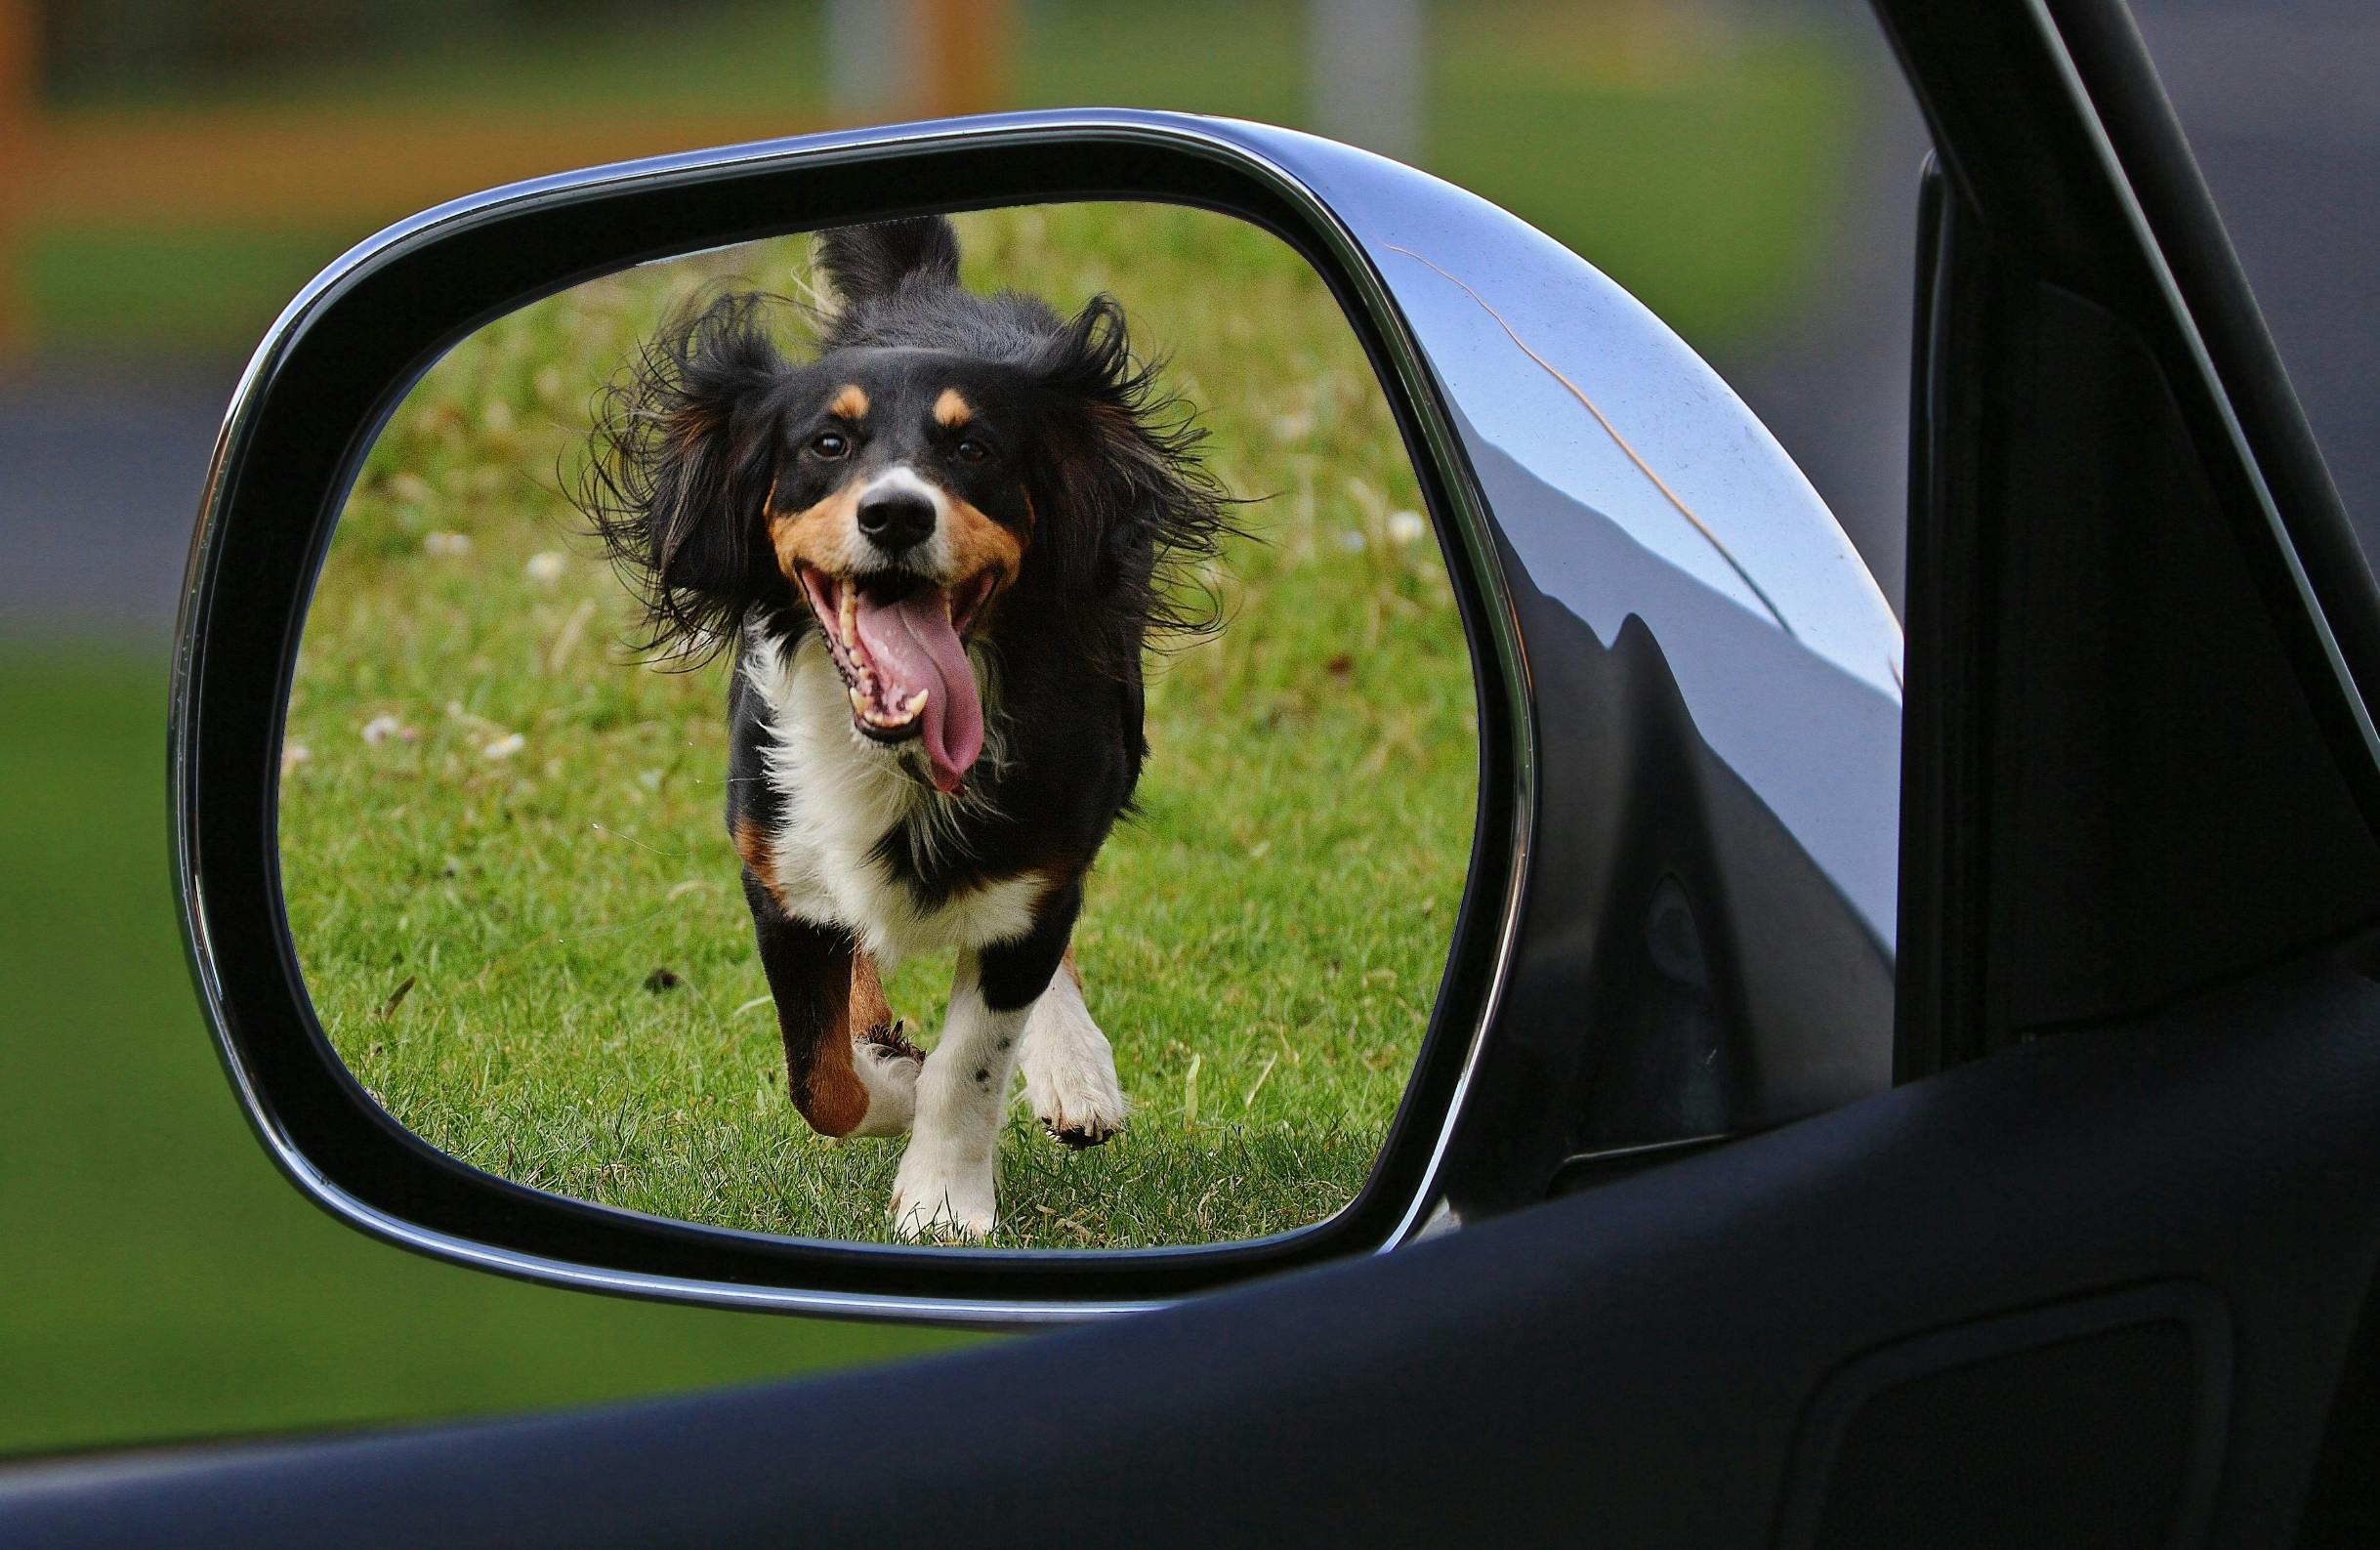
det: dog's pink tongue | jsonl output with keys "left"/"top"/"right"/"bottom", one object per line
{"left": 852, "top": 589, "right": 984, "bottom": 793}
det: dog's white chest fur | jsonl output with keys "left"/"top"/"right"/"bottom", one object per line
{"left": 742, "top": 629, "right": 1036, "bottom": 965}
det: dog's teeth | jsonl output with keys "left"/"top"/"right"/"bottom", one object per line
{"left": 839, "top": 582, "right": 857, "bottom": 645}
{"left": 849, "top": 688, "right": 930, "bottom": 731}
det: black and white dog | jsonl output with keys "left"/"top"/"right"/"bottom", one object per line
{"left": 580, "top": 217, "right": 1227, "bottom": 1238}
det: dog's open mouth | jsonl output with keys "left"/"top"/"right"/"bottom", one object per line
{"left": 797, "top": 566, "right": 997, "bottom": 794}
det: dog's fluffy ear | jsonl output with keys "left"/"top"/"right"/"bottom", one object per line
{"left": 814, "top": 217, "right": 963, "bottom": 308}
{"left": 1028, "top": 295, "right": 1233, "bottom": 676}
{"left": 577, "top": 290, "right": 786, "bottom": 661}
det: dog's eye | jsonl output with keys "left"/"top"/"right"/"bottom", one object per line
{"left": 810, "top": 432, "right": 849, "bottom": 459}
{"left": 952, "top": 438, "right": 989, "bottom": 465}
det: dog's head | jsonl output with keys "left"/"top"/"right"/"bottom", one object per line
{"left": 580, "top": 215, "right": 1227, "bottom": 794}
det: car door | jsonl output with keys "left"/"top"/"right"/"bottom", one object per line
{"left": 6, "top": 1, "right": 2378, "bottom": 1545}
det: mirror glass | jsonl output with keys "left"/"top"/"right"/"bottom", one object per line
{"left": 280, "top": 202, "right": 1478, "bottom": 1248}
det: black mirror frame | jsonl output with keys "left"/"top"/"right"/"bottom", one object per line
{"left": 171, "top": 115, "right": 1530, "bottom": 1319}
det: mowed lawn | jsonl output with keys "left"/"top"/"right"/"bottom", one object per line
{"left": 281, "top": 204, "right": 1478, "bottom": 1248}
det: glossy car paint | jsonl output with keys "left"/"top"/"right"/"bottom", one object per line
{"left": 1207, "top": 122, "right": 1902, "bottom": 1212}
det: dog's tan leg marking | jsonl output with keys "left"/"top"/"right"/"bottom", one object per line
{"left": 777, "top": 936, "right": 919, "bottom": 1140}
{"left": 1021, "top": 945, "right": 1128, "bottom": 1149}
{"left": 732, "top": 817, "right": 788, "bottom": 912}
{"left": 844, "top": 947, "right": 922, "bottom": 1138}
{"left": 849, "top": 948, "right": 891, "bottom": 1031}
{"left": 742, "top": 818, "right": 874, "bottom": 1137}
{"left": 781, "top": 936, "right": 868, "bottom": 1138}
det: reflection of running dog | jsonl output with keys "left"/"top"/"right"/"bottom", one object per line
{"left": 580, "top": 217, "right": 1229, "bottom": 1239}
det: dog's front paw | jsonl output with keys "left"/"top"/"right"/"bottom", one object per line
{"left": 1023, "top": 1032, "right": 1128, "bottom": 1150}
{"left": 889, "top": 1149, "right": 996, "bottom": 1242}
{"left": 843, "top": 1022, "right": 924, "bottom": 1139}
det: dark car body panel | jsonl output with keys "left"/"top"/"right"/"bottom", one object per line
{"left": 10, "top": 953, "right": 2379, "bottom": 1545}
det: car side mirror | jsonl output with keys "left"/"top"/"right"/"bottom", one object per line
{"left": 177, "top": 109, "right": 1900, "bottom": 1320}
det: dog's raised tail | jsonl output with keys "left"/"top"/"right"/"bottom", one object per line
{"left": 814, "top": 217, "right": 962, "bottom": 307}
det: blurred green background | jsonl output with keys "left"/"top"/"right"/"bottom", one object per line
{"left": 0, "top": 0, "right": 1904, "bottom": 1459}
{"left": 21, "top": 0, "right": 1856, "bottom": 354}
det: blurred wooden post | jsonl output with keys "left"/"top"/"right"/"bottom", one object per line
{"left": 1310, "top": 0, "right": 1425, "bottom": 163}
{"left": 0, "top": 0, "right": 32, "bottom": 358}
{"left": 917, "top": 0, "right": 1011, "bottom": 120}
{"left": 826, "top": 0, "right": 900, "bottom": 120}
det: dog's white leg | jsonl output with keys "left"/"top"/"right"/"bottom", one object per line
{"left": 1021, "top": 953, "right": 1127, "bottom": 1148}
{"left": 890, "top": 950, "right": 1027, "bottom": 1241}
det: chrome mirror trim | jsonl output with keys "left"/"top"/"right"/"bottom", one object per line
{"left": 173, "top": 106, "right": 1900, "bottom": 1321}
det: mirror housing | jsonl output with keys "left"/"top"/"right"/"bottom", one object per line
{"left": 176, "top": 109, "right": 1900, "bottom": 1320}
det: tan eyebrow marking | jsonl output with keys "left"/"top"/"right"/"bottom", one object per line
{"left": 934, "top": 388, "right": 972, "bottom": 428}
{"left": 829, "top": 385, "right": 869, "bottom": 420}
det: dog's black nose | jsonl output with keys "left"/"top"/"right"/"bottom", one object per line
{"left": 856, "top": 492, "right": 937, "bottom": 554}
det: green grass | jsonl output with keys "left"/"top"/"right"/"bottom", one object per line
{"left": 0, "top": 647, "right": 970, "bottom": 1459}
{"left": 31, "top": 1, "right": 1858, "bottom": 357}
{"left": 279, "top": 203, "right": 1478, "bottom": 1249}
